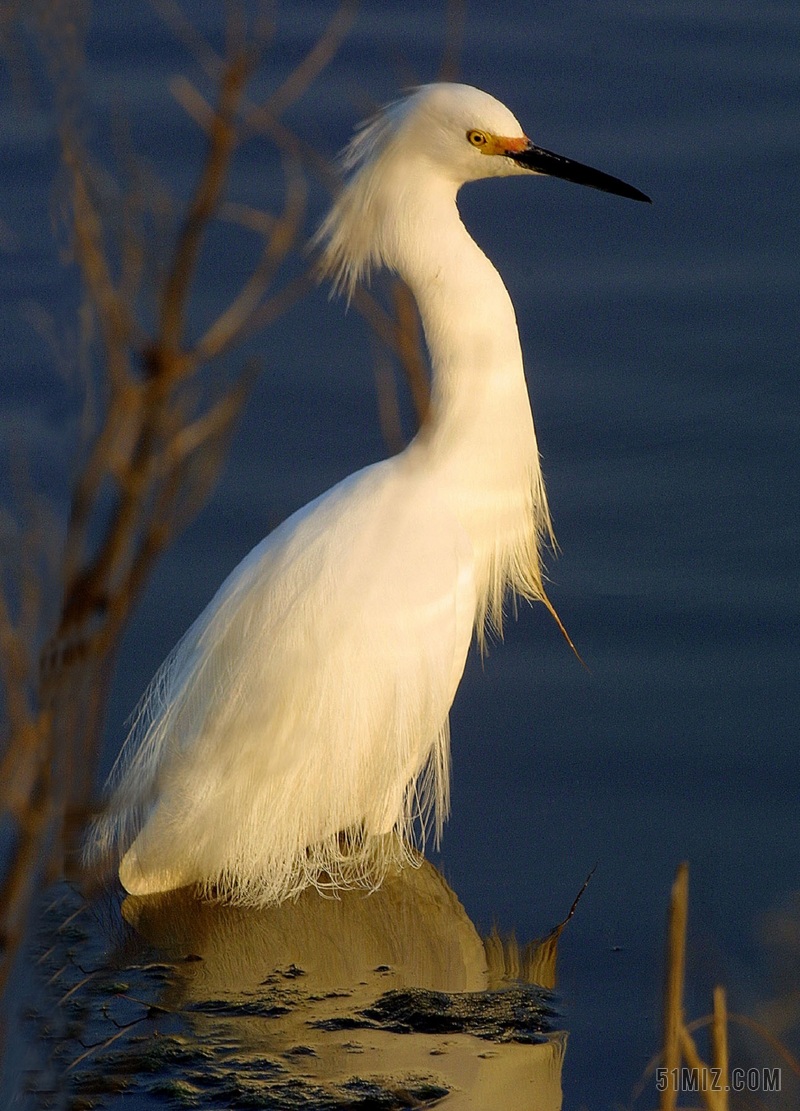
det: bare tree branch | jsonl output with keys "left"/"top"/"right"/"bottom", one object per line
{"left": 196, "top": 156, "right": 307, "bottom": 361}
{"left": 146, "top": 0, "right": 222, "bottom": 80}
{"left": 262, "top": 0, "right": 357, "bottom": 119}
{"left": 158, "top": 47, "right": 252, "bottom": 355}
{"left": 0, "top": 0, "right": 354, "bottom": 1024}
{"left": 0, "top": 588, "right": 31, "bottom": 742}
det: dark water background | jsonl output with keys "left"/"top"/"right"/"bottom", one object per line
{"left": 1, "top": 1, "right": 798, "bottom": 1106}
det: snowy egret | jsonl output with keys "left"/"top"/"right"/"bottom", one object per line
{"left": 90, "top": 84, "right": 649, "bottom": 904}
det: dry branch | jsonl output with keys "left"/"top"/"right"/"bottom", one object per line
{"left": 0, "top": 0, "right": 347, "bottom": 1018}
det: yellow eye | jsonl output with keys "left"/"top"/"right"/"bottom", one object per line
{"left": 467, "top": 130, "right": 488, "bottom": 148}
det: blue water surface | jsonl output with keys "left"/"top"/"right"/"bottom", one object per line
{"left": 1, "top": 2, "right": 798, "bottom": 1107}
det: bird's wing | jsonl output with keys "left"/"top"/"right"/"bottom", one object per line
{"left": 111, "top": 454, "right": 477, "bottom": 859}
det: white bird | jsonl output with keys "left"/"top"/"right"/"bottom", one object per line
{"left": 90, "top": 83, "right": 649, "bottom": 904}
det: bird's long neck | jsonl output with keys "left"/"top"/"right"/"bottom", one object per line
{"left": 393, "top": 178, "right": 554, "bottom": 635}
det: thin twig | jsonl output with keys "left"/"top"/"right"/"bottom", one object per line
{"left": 159, "top": 50, "right": 251, "bottom": 354}
{"left": 195, "top": 156, "right": 307, "bottom": 361}
{"left": 662, "top": 861, "right": 688, "bottom": 1111}
{"left": 262, "top": 0, "right": 358, "bottom": 119}
{"left": 710, "top": 986, "right": 729, "bottom": 1110}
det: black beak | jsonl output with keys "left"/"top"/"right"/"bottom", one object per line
{"left": 510, "top": 142, "right": 651, "bottom": 204}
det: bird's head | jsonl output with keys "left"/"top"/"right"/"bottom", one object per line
{"left": 379, "top": 83, "right": 531, "bottom": 185}
{"left": 384, "top": 83, "right": 652, "bottom": 196}
{"left": 315, "top": 83, "right": 649, "bottom": 297}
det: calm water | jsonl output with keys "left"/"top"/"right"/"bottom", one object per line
{"left": 1, "top": 2, "right": 799, "bottom": 1106}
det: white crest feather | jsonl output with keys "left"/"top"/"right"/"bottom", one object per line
{"left": 314, "top": 95, "right": 412, "bottom": 298}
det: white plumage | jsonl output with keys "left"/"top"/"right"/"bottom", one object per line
{"left": 88, "top": 84, "right": 648, "bottom": 903}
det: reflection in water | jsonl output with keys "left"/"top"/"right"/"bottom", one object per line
{"left": 71, "top": 859, "right": 566, "bottom": 1108}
